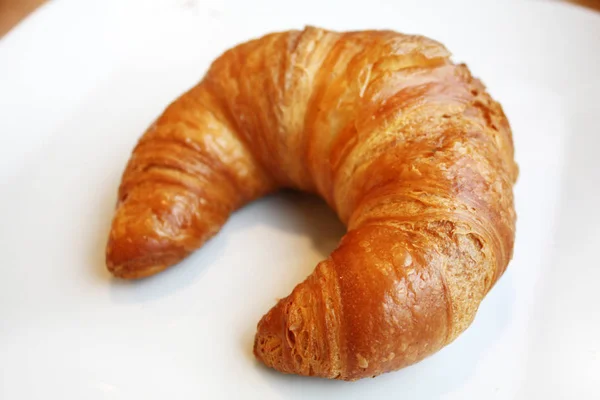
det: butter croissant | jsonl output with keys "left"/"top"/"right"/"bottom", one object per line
{"left": 106, "top": 27, "right": 517, "bottom": 380}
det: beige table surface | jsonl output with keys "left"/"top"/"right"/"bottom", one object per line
{"left": 1, "top": 0, "right": 599, "bottom": 39}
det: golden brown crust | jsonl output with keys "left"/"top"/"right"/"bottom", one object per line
{"left": 106, "top": 27, "right": 517, "bottom": 380}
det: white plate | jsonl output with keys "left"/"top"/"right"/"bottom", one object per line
{"left": 1, "top": 0, "right": 599, "bottom": 398}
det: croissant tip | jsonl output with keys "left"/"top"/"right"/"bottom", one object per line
{"left": 107, "top": 262, "right": 169, "bottom": 280}
{"left": 105, "top": 215, "right": 187, "bottom": 280}
{"left": 253, "top": 301, "right": 291, "bottom": 373}
{"left": 253, "top": 283, "right": 344, "bottom": 380}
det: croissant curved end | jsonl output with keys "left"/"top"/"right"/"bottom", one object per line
{"left": 254, "top": 299, "right": 302, "bottom": 375}
{"left": 105, "top": 222, "right": 182, "bottom": 279}
{"left": 254, "top": 275, "right": 343, "bottom": 380}
{"left": 106, "top": 191, "right": 198, "bottom": 279}
{"left": 107, "top": 262, "right": 169, "bottom": 280}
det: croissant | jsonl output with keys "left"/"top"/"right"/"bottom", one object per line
{"left": 106, "top": 27, "right": 517, "bottom": 380}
